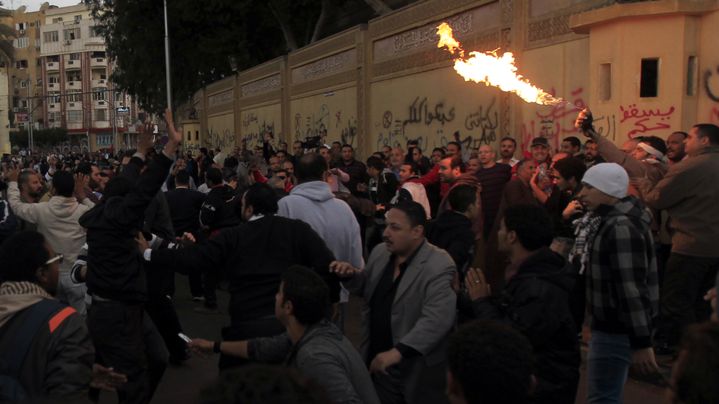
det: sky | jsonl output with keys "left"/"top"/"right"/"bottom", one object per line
{"left": 7, "top": 0, "right": 81, "bottom": 12}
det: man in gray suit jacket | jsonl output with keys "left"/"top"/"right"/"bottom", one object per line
{"left": 332, "top": 201, "right": 457, "bottom": 404}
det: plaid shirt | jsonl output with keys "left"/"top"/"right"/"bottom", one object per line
{"left": 586, "top": 196, "right": 659, "bottom": 349}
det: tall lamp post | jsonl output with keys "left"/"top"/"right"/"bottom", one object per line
{"left": 163, "top": 0, "right": 172, "bottom": 110}
{"left": 26, "top": 79, "right": 33, "bottom": 151}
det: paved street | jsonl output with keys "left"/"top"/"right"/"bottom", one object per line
{"left": 98, "top": 275, "right": 667, "bottom": 403}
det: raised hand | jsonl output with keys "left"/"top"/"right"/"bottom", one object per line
{"left": 164, "top": 108, "right": 182, "bottom": 146}
{"left": 137, "top": 116, "right": 154, "bottom": 155}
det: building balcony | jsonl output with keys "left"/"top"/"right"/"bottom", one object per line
{"left": 90, "top": 57, "right": 107, "bottom": 68}
{"left": 47, "top": 82, "right": 59, "bottom": 91}
{"left": 66, "top": 101, "right": 83, "bottom": 111}
{"left": 65, "top": 81, "right": 82, "bottom": 90}
{"left": 46, "top": 61, "right": 59, "bottom": 72}
{"left": 93, "top": 120, "right": 110, "bottom": 129}
{"left": 91, "top": 79, "right": 108, "bottom": 88}
{"left": 94, "top": 100, "right": 109, "bottom": 109}
{"left": 67, "top": 122, "right": 83, "bottom": 130}
{"left": 64, "top": 59, "right": 81, "bottom": 70}
{"left": 47, "top": 103, "right": 60, "bottom": 112}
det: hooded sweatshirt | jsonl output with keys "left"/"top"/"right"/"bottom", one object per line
{"left": 471, "top": 248, "right": 580, "bottom": 404}
{"left": 7, "top": 184, "right": 94, "bottom": 274}
{"left": 0, "top": 282, "right": 93, "bottom": 398}
{"left": 587, "top": 196, "right": 659, "bottom": 349}
{"left": 278, "top": 181, "right": 364, "bottom": 269}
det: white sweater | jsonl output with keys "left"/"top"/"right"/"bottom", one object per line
{"left": 8, "top": 182, "right": 94, "bottom": 273}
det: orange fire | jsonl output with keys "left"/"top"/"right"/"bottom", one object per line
{"left": 436, "top": 22, "right": 563, "bottom": 106}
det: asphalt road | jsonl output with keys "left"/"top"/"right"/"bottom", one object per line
{"left": 97, "top": 275, "right": 668, "bottom": 404}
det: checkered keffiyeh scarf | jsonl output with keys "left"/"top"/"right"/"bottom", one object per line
{"left": 569, "top": 212, "right": 603, "bottom": 274}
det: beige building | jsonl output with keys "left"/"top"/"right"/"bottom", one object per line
{"left": 9, "top": 4, "right": 49, "bottom": 134}
{"left": 39, "top": 3, "right": 136, "bottom": 152}
{"left": 189, "top": 0, "right": 719, "bottom": 159}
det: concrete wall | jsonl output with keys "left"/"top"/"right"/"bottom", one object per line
{"left": 190, "top": 0, "right": 719, "bottom": 158}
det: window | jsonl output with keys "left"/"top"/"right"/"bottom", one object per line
{"left": 19, "top": 99, "right": 28, "bottom": 109}
{"left": 48, "top": 111, "right": 61, "bottom": 122}
{"left": 19, "top": 80, "right": 27, "bottom": 88}
{"left": 63, "top": 27, "right": 81, "bottom": 41}
{"left": 687, "top": 56, "right": 698, "bottom": 96}
{"left": 16, "top": 22, "right": 27, "bottom": 31}
{"left": 74, "top": 15, "right": 82, "bottom": 23}
{"left": 97, "top": 134, "right": 113, "bottom": 146}
{"left": 48, "top": 55, "right": 60, "bottom": 63}
{"left": 599, "top": 63, "right": 611, "bottom": 101}
{"left": 195, "top": 131, "right": 199, "bottom": 141}
{"left": 93, "top": 88, "right": 107, "bottom": 101}
{"left": 187, "top": 131, "right": 191, "bottom": 141}
{"left": 70, "top": 53, "right": 81, "bottom": 61}
{"left": 90, "top": 26, "right": 102, "bottom": 37}
{"left": 67, "top": 110, "right": 83, "bottom": 122}
{"left": 15, "top": 60, "right": 28, "bottom": 69}
{"left": 48, "top": 75, "right": 60, "bottom": 84}
{"left": 44, "top": 31, "right": 59, "bottom": 43}
{"left": 52, "top": 17, "right": 63, "bottom": 23}
{"left": 640, "top": 58, "right": 659, "bottom": 98}
{"left": 48, "top": 91, "right": 61, "bottom": 104}
{"left": 91, "top": 51, "right": 106, "bottom": 58}
{"left": 94, "top": 109, "right": 107, "bottom": 121}
{"left": 67, "top": 90, "right": 82, "bottom": 102}
{"left": 13, "top": 37, "right": 29, "bottom": 48}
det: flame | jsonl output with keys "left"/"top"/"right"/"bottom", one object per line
{"left": 436, "top": 22, "right": 563, "bottom": 106}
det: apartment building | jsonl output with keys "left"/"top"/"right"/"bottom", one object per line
{"left": 39, "top": 3, "right": 136, "bottom": 151}
{"left": 9, "top": 4, "right": 47, "bottom": 133}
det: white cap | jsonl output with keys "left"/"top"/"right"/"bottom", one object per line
{"left": 581, "top": 163, "right": 629, "bottom": 199}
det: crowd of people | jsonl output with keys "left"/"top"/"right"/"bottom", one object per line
{"left": 0, "top": 106, "right": 718, "bottom": 404}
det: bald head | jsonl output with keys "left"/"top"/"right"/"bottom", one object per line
{"left": 478, "top": 145, "right": 496, "bottom": 166}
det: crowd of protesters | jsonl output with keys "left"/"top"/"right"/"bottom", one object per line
{"left": 0, "top": 106, "right": 718, "bottom": 404}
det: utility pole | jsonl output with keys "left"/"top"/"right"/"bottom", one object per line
{"left": 27, "top": 79, "right": 33, "bottom": 151}
{"left": 163, "top": 0, "right": 172, "bottom": 110}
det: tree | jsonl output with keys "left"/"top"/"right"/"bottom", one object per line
{"left": 0, "top": 4, "right": 14, "bottom": 63}
{"left": 84, "top": 0, "right": 396, "bottom": 113}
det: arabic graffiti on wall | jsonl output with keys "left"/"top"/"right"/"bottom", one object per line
{"left": 704, "top": 66, "right": 719, "bottom": 103}
{"left": 619, "top": 104, "right": 675, "bottom": 138}
{"left": 205, "top": 128, "right": 236, "bottom": 150}
{"left": 520, "top": 87, "right": 618, "bottom": 151}
{"left": 375, "top": 96, "right": 498, "bottom": 152}
{"left": 710, "top": 106, "right": 719, "bottom": 124}
{"left": 293, "top": 103, "right": 358, "bottom": 147}
{"left": 241, "top": 109, "right": 278, "bottom": 150}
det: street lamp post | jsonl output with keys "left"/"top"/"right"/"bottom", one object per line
{"left": 26, "top": 79, "right": 33, "bottom": 151}
{"left": 163, "top": 0, "right": 172, "bottom": 110}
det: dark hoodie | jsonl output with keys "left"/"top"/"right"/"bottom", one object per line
{"left": 199, "top": 184, "right": 240, "bottom": 233}
{"left": 79, "top": 153, "right": 173, "bottom": 303}
{"left": 470, "top": 247, "right": 580, "bottom": 404}
{"left": 426, "top": 210, "right": 475, "bottom": 274}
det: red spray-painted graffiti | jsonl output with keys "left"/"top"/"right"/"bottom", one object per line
{"left": 619, "top": 104, "right": 675, "bottom": 138}
{"left": 710, "top": 106, "right": 719, "bottom": 124}
{"left": 520, "top": 87, "right": 617, "bottom": 152}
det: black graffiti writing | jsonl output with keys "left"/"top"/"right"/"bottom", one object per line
{"left": 463, "top": 98, "right": 498, "bottom": 145}
{"left": 402, "top": 97, "right": 455, "bottom": 129}
{"left": 205, "top": 128, "right": 236, "bottom": 150}
{"left": 704, "top": 66, "right": 719, "bottom": 103}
